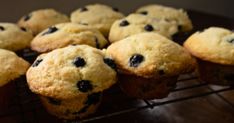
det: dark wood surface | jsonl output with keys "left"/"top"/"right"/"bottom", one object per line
{"left": 0, "top": 10, "right": 234, "bottom": 123}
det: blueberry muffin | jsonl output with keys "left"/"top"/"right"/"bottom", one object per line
{"left": 0, "top": 49, "right": 30, "bottom": 111}
{"left": 27, "top": 45, "right": 117, "bottom": 99}
{"left": 136, "top": 4, "right": 193, "bottom": 32}
{"left": 106, "top": 33, "right": 195, "bottom": 99}
{"left": 184, "top": 27, "right": 234, "bottom": 85}
{"left": 31, "top": 23, "right": 108, "bottom": 53}
{"left": 0, "top": 23, "right": 33, "bottom": 51}
{"left": 71, "top": 4, "right": 124, "bottom": 37}
{"left": 40, "top": 92, "right": 102, "bottom": 119}
{"left": 0, "top": 49, "right": 30, "bottom": 87}
{"left": 26, "top": 45, "right": 117, "bottom": 119}
{"left": 18, "top": 9, "right": 69, "bottom": 35}
{"left": 108, "top": 14, "right": 178, "bottom": 43}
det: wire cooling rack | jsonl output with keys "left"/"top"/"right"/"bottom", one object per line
{"left": 0, "top": 48, "right": 233, "bottom": 123}
{"left": 1, "top": 10, "right": 234, "bottom": 123}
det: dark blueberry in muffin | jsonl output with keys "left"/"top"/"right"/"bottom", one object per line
{"left": 0, "top": 26, "right": 4, "bottom": 31}
{"left": 80, "top": 7, "right": 88, "bottom": 12}
{"left": 227, "top": 38, "right": 234, "bottom": 44}
{"left": 24, "top": 14, "right": 31, "bottom": 21}
{"left": 79, "top": 22, "right": 88, "bottom": 25}
{"left": 144, "top": 24, "right": 154, "bottom": 32}
{"left": 158, "top": 69, "right": 165, "bottom": 75}
{"left": 129, "top": 54, "right": 144, "bottom": 67}
{"left": 77, "top": 80, "right": 93, "bottom": 92}
{"left": 72, "top": 92, "right": 101, "bottom": 115}
{"left": 32, "top": 59, "right": 43, "bottom": 67}
{"left": 47, "top": 97, "right": 61, "bottom": 105}
{"left": 73, "top": 57, "right": 86, "bottom": 67}
{"left": 42, "top": 27, "right": 58, "bottom": 36}
{"left": 165, "top": 19, "right": 170, "bottom": 22}
{"left": 95, "top": 37, "right": 100, "bottom": 49}
{"left": 112, "top": 7, "right": 119, "bottom": 12}
{"left": 72, "top": 105, "right": 89, "bottom": 115}
{"left": 85, "top": 92, "right": 101, "bottom": 105}
{"left": 103, "top": 58, "right": 117, "bottom": 70}
{"left": 20, "top": 27, "right": 27, "bottom": 32}
{"left": 139, "top": 11, "right": 148, "bottom": 15}
{"left": 119, "top": 20, "right": 129, "bottom": 27}
{"left": 178, "top": 25, "right": 182, "bottom": 31}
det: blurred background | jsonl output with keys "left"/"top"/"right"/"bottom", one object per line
{"left": 0, "top": 0, "right": 233, "bottom": 22}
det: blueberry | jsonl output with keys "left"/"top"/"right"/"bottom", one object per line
{"left": 119, "top": 20, "right": 129, "bottom": 27}
{"left": 85, "top": 92, "right": 101, "bottom": 105}
{"left": 47, "top": 97, "right": 61, "bottom": 105}
{"left": 77, "top": 80, "right": 93, "bottom": 92}
{"left": 79, "top": 22, "right": 88, "bottom": 25}
{"left": 103, "top": 58, "right": 116, "bottom": 70}
{"left": 112, "top": 7, "right": 119, "bottom": 12}
{"left": 95, "top": 37, "right": 100, "bottom": 49}
{"left": 72, "top": 105, "right": 89, "bottom": 115}
{"left": 72, "top": 92, "right": 101, "bottom": 115}
{"left": 80, "top": 7, "right": 88, "bottom": 12}
{"left": 129, "top": 54, "right": 144, "bottom": 67}
{"left": 227, "top": 39, "right": 234, "bottom": 44}
{"left": 178, "top": 25, "right": 182, "bottom": 31}
{"left": 32, "top": 59, "right": 43, "bottom": 67}
{"left": 73, "top": 57, "right": 86, "bottom": 67}
{"left": 0, "top": 26, "right": 4, "bottom": 31}
{"left": 71, "top": 44, "right": 77, "bottom": 46}
{"left": 144, "top": 24, "right": 154, "bottom": 32}
{"left": 139, "top": 11, "right": 148, "bottom": 15}
{"left": 158, "top": 69, "right": 165, "bottom": 75}
{"left": 42, "top": 27, "right": 58, "bottom": 36}
{"left": 165, "top": 19, "right": 171, "bottom": 22}
{"left": 20, "top": 27, "right": 27, "bottom": 32}
{"left": 23, "top": 14, "right": 31, "bottom": 21}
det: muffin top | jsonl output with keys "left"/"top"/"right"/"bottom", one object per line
{"left": 0, "top": 23, "right": 33, "bottom": 51}
{"left": 106, "top": 33, "right": 195, "bottom": 78}
{"left": 31, "top": 23, "right": 108, "bottom": 53}
{"left": 18, "top": 9, "right": 69, "bottom": 35}
{"left": 136, "top": 4, "right": 193, "bottom": 32}
{"left": 108, "top": 14, "right": 178, "bottom": 43}
{"left": 184, "top": 27, "right": 234, "bottom": 65}
{"left": 70, "top": 4, "right": 125, "bottom": 37}
{"left": 26, "top": 45, "right": 117, "bottom": 99}
{"left": 0, "top": 49, "right": 30, "bottom": 87}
